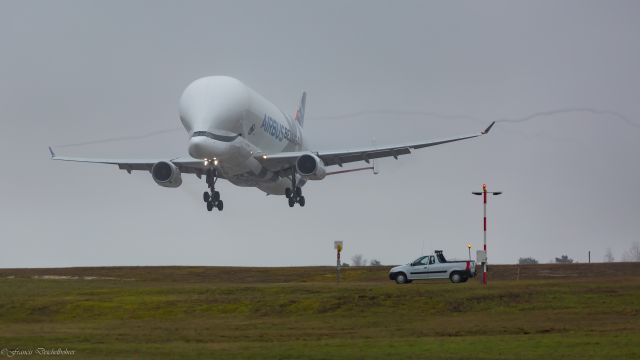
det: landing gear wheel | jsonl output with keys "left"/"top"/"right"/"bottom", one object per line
{"left": 204, "top": 169, "right": 224, "bottom": 213}
{"left": 285, "top": 167, "right": 307, "bottom": 208}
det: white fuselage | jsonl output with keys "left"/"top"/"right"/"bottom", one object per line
{"left": 180, "top": 76, "right": 305, "bottom": 195}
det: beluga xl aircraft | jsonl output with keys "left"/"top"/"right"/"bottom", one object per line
{"left": 50, "top": 76, "right": 495, "bottom": 212}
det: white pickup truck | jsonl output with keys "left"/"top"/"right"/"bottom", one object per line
{"left": 389, "top": 250, "right": 476, "bottom": 284}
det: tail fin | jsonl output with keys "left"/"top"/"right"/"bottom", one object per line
{"left": 294, "top": 91, "right": 307, "bottom": 127}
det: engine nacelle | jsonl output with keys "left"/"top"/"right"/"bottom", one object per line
{"left": 296, "top": 154, "right": 326, "bottom": 180}
{"left": 151, "top": 161, "right": 182, "bottom": 188}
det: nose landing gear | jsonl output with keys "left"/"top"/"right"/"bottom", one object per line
{"left": 285, "top": 168, "right": 305, "bottom": 207}
{"left": 203, "top": 169, "right": 223, "bottom": 211}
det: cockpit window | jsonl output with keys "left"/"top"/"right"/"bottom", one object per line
{"left": 191, "top": 131, "right": 240, "bottom": 142}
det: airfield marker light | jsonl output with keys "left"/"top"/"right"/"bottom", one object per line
{"left": 472, "top": 184, "right": 502, "bottom": 288}
{"left": 467, "top": 244, "right": 472, "bottom": 261}
{"left": 334, "top": 241, "right": 343, "bottom": 284}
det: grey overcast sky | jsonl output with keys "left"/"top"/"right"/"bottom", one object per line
{"left": 1, "top": 0, "right": 639, "bottom": 267}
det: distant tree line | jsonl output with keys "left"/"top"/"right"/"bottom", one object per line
{"left": 555, "top": 255, "right": 574, "bottom": 264}
{"left": 601, "top": 243, "right": 640, "bottom": 262}
{"left": 516, "top": 242, "right": 640, "bottom": 265}
{"left": 623, "top": 242, "right": 640, "bottom": 262}
{"left": 518, "top": 257, "right": 538, "bottom": 265}
{"left": 604, "top": 248, "right": 615, "bottom": 262}
{"left": 350, "top": 254, "right": 382, "bottom": 266}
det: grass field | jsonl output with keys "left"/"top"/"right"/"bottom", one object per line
{"left": 0, "top": 264, "right": 639, "bottom": 359}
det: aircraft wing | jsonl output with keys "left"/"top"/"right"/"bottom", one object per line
{"left": 48, "top": 147, "right": 210, "bottom": 176}
{"left": 257, "top": 121, "right": 495, "bottom": 171}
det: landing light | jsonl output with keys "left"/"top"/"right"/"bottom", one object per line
{"left": 214, "top": 159, "right": 219, "bottom": 166}
{"left": 204, "top": 159, "right": 209, "bottom": 166}
{"left": 262, "top": 155, "right": 267, "bottom": 159}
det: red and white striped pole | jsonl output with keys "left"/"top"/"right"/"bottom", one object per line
{"left": 483, "top": 183, "right": 488, "bottom": 287}
{"left": 472, "top": 184, "right": 502, "bottom": 288}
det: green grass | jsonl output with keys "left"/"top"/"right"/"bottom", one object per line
{"left": 0, "top": 269, "right": 639, "bottom": 359}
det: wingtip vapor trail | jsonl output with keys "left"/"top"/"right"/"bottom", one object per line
{"left": 495, "top": 108, "right": 639, "bottom": 128}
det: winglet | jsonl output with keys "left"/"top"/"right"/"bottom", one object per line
{"left": 48, "top": 146, "right": 56, "bottom": 158}
{"left": 482, "top": 121, "right": 496, "bottom": 135}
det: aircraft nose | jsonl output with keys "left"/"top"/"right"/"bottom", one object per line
{"left": 188, "top": 134, "right": 233, "bottom": 160}
{"left": 188, "top": 136, "right": 210, "bottom": 159}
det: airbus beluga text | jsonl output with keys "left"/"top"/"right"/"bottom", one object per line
{"left": 50, "top": 76, "right": 495, "bottom": 211}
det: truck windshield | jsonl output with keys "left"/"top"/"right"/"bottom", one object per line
{"left": 412, "top": 256, "right": 428, "bottom": 266}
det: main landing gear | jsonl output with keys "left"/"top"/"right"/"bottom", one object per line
{"left": 203, "top": 169, "right": 223, "bottom": 212}
{"left": 285, "top": 168, "right": 305, "bottom": 208}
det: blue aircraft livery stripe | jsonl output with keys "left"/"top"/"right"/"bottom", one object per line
{"left": 260, "top": 114, "right": 300, "bottom": 145}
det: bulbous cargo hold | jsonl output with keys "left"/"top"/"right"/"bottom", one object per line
{"left": 296, "top": 154, "right": 326, "bottom": 180}
{"left": 151, "top": 161, "right": 182, "bottom": 188}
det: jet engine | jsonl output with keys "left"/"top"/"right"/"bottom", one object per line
{"left": 296, "top": 154, "right": 326, "bottom": 180}
{"left": 151, "top": 161, "right": 183, "bottom": 188}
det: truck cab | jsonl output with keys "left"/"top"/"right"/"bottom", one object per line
{"left": 389, "top": 250, "right": 476, "bottom": 284}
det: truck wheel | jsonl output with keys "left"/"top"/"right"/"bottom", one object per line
{"left": 395, "top": 273, "right": 408, "bottom": 284}
{"left": 450, "top": 272, "right": 463, "bottom": 283}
